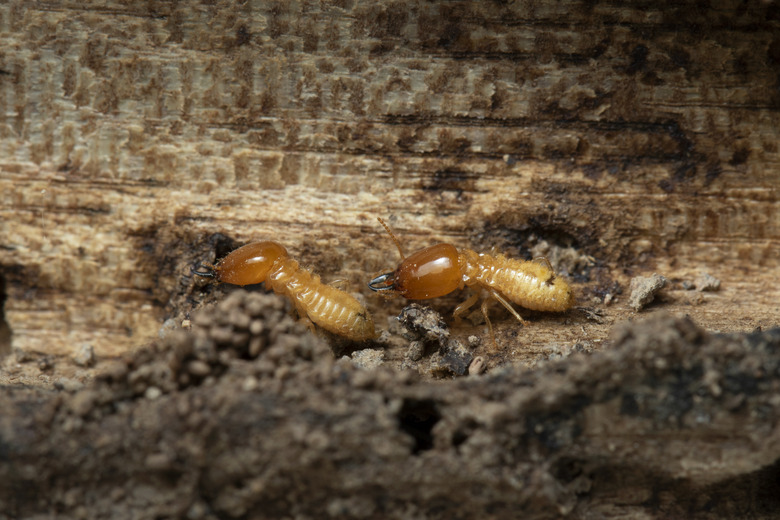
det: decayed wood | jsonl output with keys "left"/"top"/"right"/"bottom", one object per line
{"left": 0, "top": 0, "right": 778, "bottom": 362}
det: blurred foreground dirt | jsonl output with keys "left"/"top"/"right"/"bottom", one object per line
{"left": 1, "top": 292, "right": 778, "bottom": 519}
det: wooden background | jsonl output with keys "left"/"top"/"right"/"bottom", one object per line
{"left": 1, "top": 0, "right": 778, "bottom": 359}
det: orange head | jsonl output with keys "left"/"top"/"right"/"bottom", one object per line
{"left": 368, "top": 243, "right": 462, "bottom": 299}
{"left": 213, "top": 241, "right": 289, "bottom": 286}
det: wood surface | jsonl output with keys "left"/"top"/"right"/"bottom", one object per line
{"left": 0, "top": 0, "right": 778, "bottom": 361}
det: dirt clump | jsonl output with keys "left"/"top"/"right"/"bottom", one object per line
{"left": 1, "top": 296, "right": 779, "bottom": 519}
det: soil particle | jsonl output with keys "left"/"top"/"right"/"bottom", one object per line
{"left": 530, "top": 239, "right": 595, "bottom": 277}
{"left": 629, "top": 273, "right": 667, "bottom": 311}
{"left": 397, "top": 303, "right": 451, "bottom": 346}
{"left": 73, "top": 344, "right": 95, "bottom": 367}
{"left": 405, "top": 340, "right": 425, "bottom": 361}
{"left": 429, "top": 338, "right": 473, "bottom": 378}
{"left": 54, "top": 377, "right": 85, "bottom": 392}
{"left": 693, "top": 272, "right": 721, "bottom": 292}
{"left": 395, "top": 304, "right": 474, "bottom": 377}
{"left": 348, "top": 348, "right": 385, "bottom": 369}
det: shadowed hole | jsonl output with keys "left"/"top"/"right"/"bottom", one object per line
{"left": 398, "top": 398, "right": 441, "bottom": 454}
{"left": 0, "top": 273, "right": 11, "bottom": 356}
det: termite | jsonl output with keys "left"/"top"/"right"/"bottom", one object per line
{"left": 367, "top": 219, "right": 574, "bottom": 342}
{"left": 193, "top": 241, "right": 376, "bottom": 341}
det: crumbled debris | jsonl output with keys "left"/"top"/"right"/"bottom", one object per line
{"left": 593, "top": 281, "right": 622, "bottom": 305}
{"left": 429, "top": 338, "right": 473, "bottom": 378}
{"left": 349, "top": 349, "right": 385, "bottom": 370}
{"left": 530, "top": 238, "right": 595, "bottom": 277}
{"left": 532, "top": 342, "right": 595, "bottom": 366}
{"left": 94, "top": 291, "right": 330, "bottom": 407}
{"left": 405, "top": 341, "right": 425, "bottom": 361}
{"left": 375, "top": 329, "right": 407, "bottom": 351}
{"left": 572, "top": 341, "right": 596, "bottom": 355}
{"left": 397, "top": 304, "right": 450, "bottom": 346}
{"left": 467, "top": 335, "right": 481, "bottom": 348}
{"left": 157, "top": 318, "right": 179, "bottom": 338}
{"left": 54, "top": 377, "right": 85, "bottom": 392}
{"left": 680, "top": 272, "right": 720, "bottom": 292}
{"left": 394, "top": 305, "right": 474, "bottom": 377}
{"left": 579, "top": 306, "right": 606, "bottom": 323}
{"left": 73, "top": 344, "right": 95, "bottom": 367}
{"left": 629, "top": 274, "right": 667, "bottom": 311}
{"left": 38, "top": 356, "right": 54, "bottom": 372}
{"left": 12, "top": 347, "right": 33, "bottom": 363}
{"left": 170, "top": 290, "right": 327, "bottom": 387}
{"left": 398, "top": 303, "right": 478, "bottom": 378}
{"left": 694, "top": 272, "right": 721, "bottom": 292}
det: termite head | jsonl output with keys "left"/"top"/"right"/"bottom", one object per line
{"left": 193, "top": 241, "right": 288, "bottom": 286}
{"left": 368, "top": 243, "right": 462, "bottom": 299}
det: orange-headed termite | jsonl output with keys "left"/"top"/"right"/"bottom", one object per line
{"left": 194, "top": 241, "right": 376, "bottom": 341}
{"left": 367, "top": 219, "right": 574, "bottom": 341}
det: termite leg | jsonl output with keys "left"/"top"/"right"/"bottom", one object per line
{"left": 377, "top": 217, "right": 406, "bottom": 259}
{"left": 453, "top": 292, "right": 480, "bottom": 321}
{"left": 329, "top": 278, "right": 350, "bottom": 291}
{"left": 298, "top": 315, "right": 317, "bottom": 336}
{"left": 480, "top": 297, "right": 497, "bottom": 350}
{"left": 288, "top": 301, "right": 317, "bottom": 335}
{"left": 490, "top": 290, "right": 527, "bottom": 326}
{"left": 532, "top": 257, "right": 554, "bottom": 271}
{"left": 532, "top": 257, "right": 556, "bottom": 283}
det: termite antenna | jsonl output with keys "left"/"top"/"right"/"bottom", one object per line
{"left": 377, "top": 217, "right": 405, "bottom": 259}
{"left": 191, "top": 262, "right": 217, "bottom": 279}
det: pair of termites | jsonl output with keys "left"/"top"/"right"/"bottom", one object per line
{"left": 194, "top": 219, "right": 574, "bottom": 341}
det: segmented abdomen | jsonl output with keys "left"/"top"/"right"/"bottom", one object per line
{"left": 267, "top": 259, "right": 375, "bottom": 340}
{"left": 459, "top": 250, "right": 574, "bottom": 312}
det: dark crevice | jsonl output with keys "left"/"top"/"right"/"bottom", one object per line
{"left": 0, "top": 272, "right": 11, "bottom": 356}
{"left": 397, "top": 398, "right": 441, "bottom": 454}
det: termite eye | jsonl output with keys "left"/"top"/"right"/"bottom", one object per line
{"left": 215, "top": 241, "right": 288, "bottom": 286}
{"left": 394, "top": 243, "right": 461, "bottom": 299}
